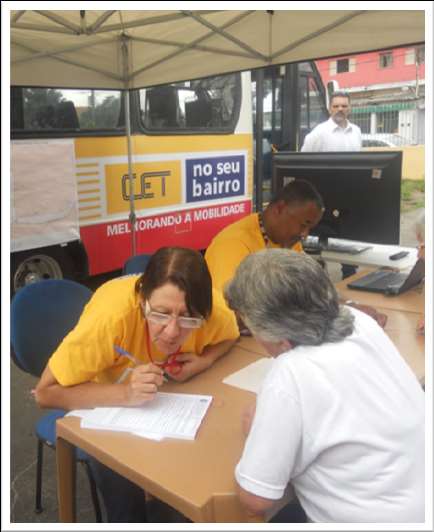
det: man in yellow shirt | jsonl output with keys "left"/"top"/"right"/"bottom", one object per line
{"left": 205, "top": 179, "right": 324, "bottom": 293}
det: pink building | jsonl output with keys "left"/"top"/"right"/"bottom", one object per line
{"left": 315, "top": 46, "right": 425, "bottom": 144}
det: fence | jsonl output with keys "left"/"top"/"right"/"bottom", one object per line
{"left": 351, "top": 101, "right": 425, "bottom": 146}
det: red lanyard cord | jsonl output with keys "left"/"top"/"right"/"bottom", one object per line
{"left": 145, "top": 320, "right": 182, "bottom": 374}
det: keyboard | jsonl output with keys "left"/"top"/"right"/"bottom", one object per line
{"left": 303, "top": 239, "right": 372, "bottom": 255}
{"left": 354, "top": 270, "right": 405, "bottom": 289}
{"left": 324, "top": 242, "right": 372, "bottom": 254}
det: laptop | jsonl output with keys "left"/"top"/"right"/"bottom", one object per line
{"left": 347, "top": 258, "right": 425, "bottom": 295}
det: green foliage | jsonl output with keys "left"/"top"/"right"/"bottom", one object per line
{"left": 401, "top": 180, "right": 425, "bottom": 212}
{"left": 18, "top": 88, "right": 122, "bottom": 130}
{"left": 23, "top": 88, "right": 66, "bottom": 128}
{"left": 79, "top": 95, "right": 121, "bottom": 129}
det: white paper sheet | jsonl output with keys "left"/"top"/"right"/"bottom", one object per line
{"left": 73, "top": 392, "right": 212, "bottom": 441}
{"left": 223, "top": 358, "right": 273, "bottom": 393}
{"left": 65, "top": 409, "right": 92, "bottom": 419}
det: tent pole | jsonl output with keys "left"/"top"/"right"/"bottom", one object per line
{"left": 121, "top": 35, "right": 136, "bottom": 256}
{"left": 254, "top": 68, "right": 264, "bottom": 213}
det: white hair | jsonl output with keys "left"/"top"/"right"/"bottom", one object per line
{"left": 225, "top": 249, "right": 354, "bottom": 346}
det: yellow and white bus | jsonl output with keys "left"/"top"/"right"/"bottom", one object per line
{"left": 11, "top": 62, "right": 327, "bottom": 292}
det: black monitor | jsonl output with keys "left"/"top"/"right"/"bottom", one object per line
{"left": 272, "top": 151, "right": 402, "bottom": 245}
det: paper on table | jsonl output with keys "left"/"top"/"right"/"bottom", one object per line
{"left": 223, "top": 358, "right": 273, "bottom": 393}
{"left": 79, "top": 392, "right": 212, "bottom": 441}
{"left": 66, "top": 409, "right": 92, "bottom": 419}
{"left": 66, "top": 409, "right": 163, "bottom": 441}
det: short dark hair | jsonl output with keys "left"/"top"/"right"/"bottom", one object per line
{"left": 135, "top": 247, "right": 212, "bottom": 319}
{"left": 270, "top": 178, "right": 324, "bottom": 211}
{"left": 330, "top": 91, "right": 350, "bottom": 104}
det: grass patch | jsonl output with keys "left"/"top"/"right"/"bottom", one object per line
{"left": 401, "top": 179, "right": 425, "bottom": 212}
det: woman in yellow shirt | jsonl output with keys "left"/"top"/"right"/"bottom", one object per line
{"left": 35, "top": 246, "right": 239, "bottom": 522}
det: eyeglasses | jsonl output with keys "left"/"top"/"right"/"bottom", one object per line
{"left": 142, "top": 301, "right": 203, "bottom": 329}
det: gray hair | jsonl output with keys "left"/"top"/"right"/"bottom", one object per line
{"left": 330, "top": 91, "right": 350, "bottom": 104}
{"left": 415, "top": 210, "right": 425, "bottom": 242}
{"left": 225, "top": 249, "right": 354, "bottom": 346}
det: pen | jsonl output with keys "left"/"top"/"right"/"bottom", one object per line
{"left": 114, "top": 345, "right": 139, "bottom": 365}
{"left": 114, "top": 345, "right": 168, "bottom": 382}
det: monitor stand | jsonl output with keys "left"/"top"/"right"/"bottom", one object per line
{"left": 318, "top": 235, "right": 329, "bottom": 251}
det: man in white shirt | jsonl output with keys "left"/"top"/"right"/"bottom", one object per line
{"left": 225, "top": 250, "right": 425, "bottom": 523}
{"left": 301, "top": 91, "right": 362, "bottom": 152}
{"left": 302, "top": 91, "right": 361, "bottom": 279}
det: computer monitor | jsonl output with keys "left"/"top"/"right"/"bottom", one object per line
{"left": 271, "top": 151, "right": 402, "bottom": 245}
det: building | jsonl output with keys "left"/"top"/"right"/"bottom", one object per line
{"left": 316, "top": 46, "right": 425, "bottom": 145}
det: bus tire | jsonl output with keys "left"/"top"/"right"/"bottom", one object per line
{"left": 11, "top": 246, "right": 76, "bottom": 296}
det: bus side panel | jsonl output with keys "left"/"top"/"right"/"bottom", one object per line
{"left": 75, "top": 134, "right": 253, "bottom": 275}
{"left": 80, "top": 200, "right": 251, "bottom": 274}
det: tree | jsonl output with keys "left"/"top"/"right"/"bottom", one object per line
{"left": 23, "top": 88, "right": 66, "bottom": 129}
{"left": 79, "top": 94, "right": 121, "bottom": 129}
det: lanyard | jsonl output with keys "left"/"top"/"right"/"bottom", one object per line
{"left": 145, "top": 320, "right": 182, "bottom": 374}
{"left": 258, "top": 211, "right": 269, "bottom": 247}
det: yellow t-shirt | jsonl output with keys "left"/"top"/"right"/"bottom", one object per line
{"left": 205, "top": 213, "right": 303, "bottom": 293}
{"left": 49, "top": 275, "right": 239, "bottom": 386}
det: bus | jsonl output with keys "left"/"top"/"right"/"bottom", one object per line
{"left": 11, "top": 61, "right": 327, "bottom": 293}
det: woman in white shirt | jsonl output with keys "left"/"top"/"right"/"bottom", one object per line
{"left": 225, "top": 249, "right": 425, "bottom": 523}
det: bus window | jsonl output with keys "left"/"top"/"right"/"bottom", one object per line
{"left": 139, "top": 73, "right": 241, "bottom": 133}
{"left": 12, "top": 87, "right": 122, "bottom": 132}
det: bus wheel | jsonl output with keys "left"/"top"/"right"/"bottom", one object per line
{"left": 11, "top": 250, "right": 68, "bottom": 295}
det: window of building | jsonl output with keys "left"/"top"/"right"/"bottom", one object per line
{"left": 379, "top": 52, "right": 393, "bottom": 69}
{"left": 405, "top": 46, "right": 425, "bottom": 66}
{"left": 336, "top": 58, "right": 350, "bottom": 73}
{"left": 376, "top": 110, "right": 399, "bottom": 133}
{"left": 405, "top": 48, "right": 416, "bottom": 65}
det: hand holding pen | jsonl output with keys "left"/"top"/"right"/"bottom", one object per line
{"left": 114, "top": 345, "right": 165, "bottom": 406}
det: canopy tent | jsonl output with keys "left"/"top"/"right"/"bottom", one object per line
{"left": 11, "top": 9, "right": 425, "bottom": 89}
{"left": 10, "top": 8, "right": 426, "bottom": 255}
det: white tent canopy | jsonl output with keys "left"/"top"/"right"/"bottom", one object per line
{"left": 11, "top": 9, "right": 425, "bottom": 89}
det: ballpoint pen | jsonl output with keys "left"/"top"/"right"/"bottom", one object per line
{"left": 114, "top": 345, "right": 168, "bottom": 382}
{"left": 114, "top": 345, "right": 140, "bottom": 383}
{"left": 114, "top": 345, "right": 140, "bottom": 365}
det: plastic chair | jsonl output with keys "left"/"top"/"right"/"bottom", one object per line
{"left": 123, "top": 254, "right": 151, "bottom": 275}
{"left": 11, "top": 279, "right": 102, "bottom": 521}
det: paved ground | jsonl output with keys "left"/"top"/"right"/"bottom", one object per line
{"left": 9, "top": 207, "right": 424, "bottom": 524}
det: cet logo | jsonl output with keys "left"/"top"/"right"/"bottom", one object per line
{"left": 121, "top": 171, "right": 169, "bottom": 200}
{"left": 186, "top": 155, "right": 245, "bottom": 203}
{"left": 105, "top": 161, "right": 181, "bottom": 215}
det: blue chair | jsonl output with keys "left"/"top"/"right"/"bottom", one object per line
{"left": 11, "top": 279, "right": 102, "bottom": 521}
{"left": 123, "top": 253, "right": 151, "bottom": 275}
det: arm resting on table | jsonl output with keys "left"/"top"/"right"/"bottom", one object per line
{"left": 34, "top": 364, "right": 164, "bottom": 410}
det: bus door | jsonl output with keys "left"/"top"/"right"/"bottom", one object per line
{"left": 252, "top": 61, "right": 328, "bottom": 209}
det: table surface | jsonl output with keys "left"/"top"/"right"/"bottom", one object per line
{"left": 321, "top": 242, "right": 417, "bottom": 270}
{"left": 57, "top": 341, "right": 270, "bottom": 523}
{"left": 56, "top": 283, "right": 425, "bottom": 522}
